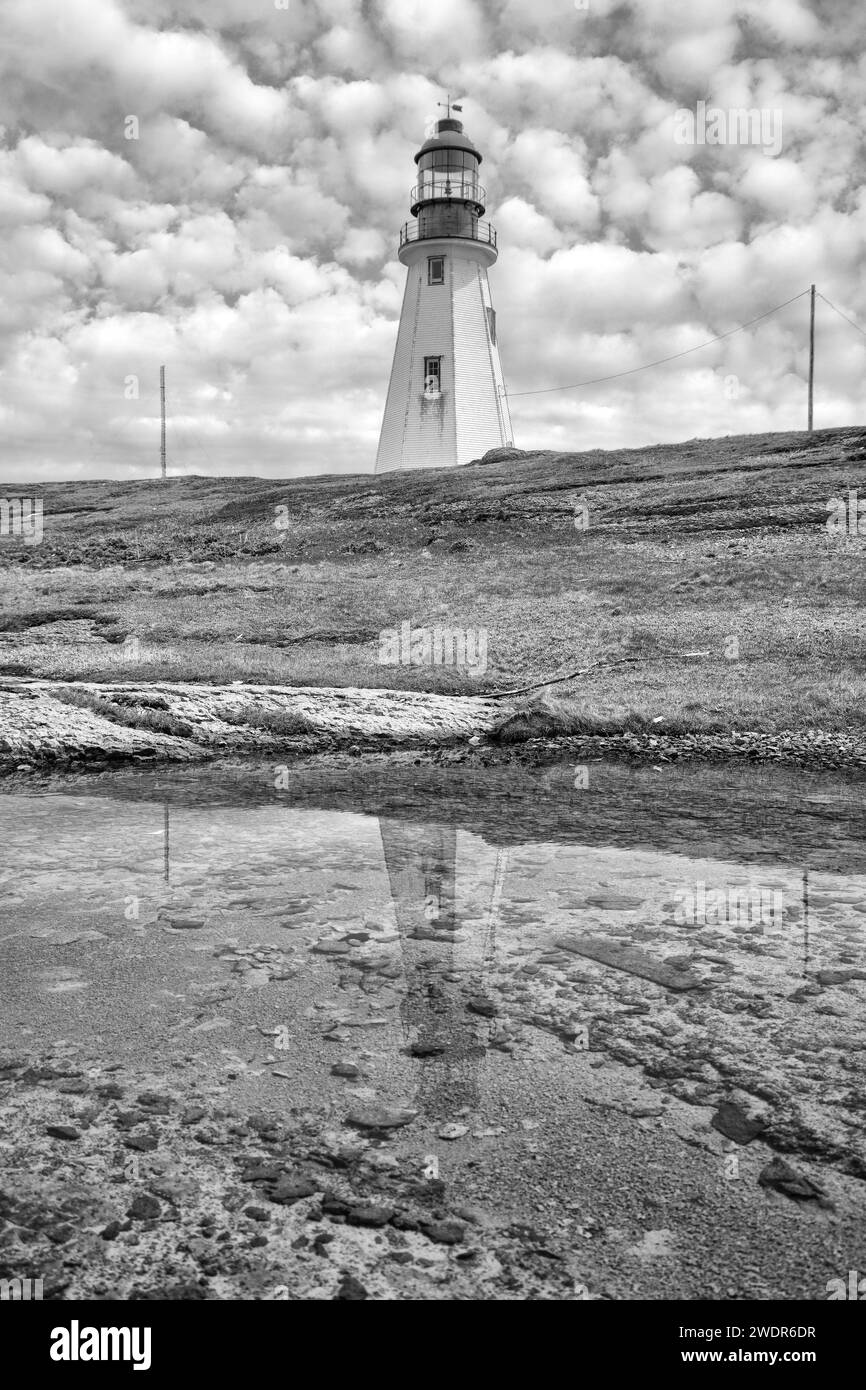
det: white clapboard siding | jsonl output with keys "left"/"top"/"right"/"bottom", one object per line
{"left": 376, "top": 238, "right": 512, "bottom": 473}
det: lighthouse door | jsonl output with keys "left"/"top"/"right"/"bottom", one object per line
{"left": 423, "top": 356, "right": 442, "bottom": 396}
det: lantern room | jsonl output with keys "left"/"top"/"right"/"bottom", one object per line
{"left": 401, "top": 116, "right": 496, "bottom": 250}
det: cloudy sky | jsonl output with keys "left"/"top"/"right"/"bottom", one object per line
{"left": 0, "top": 0, "right": 863, "bottom": 481}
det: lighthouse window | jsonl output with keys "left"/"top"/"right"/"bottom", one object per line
{"left": 428, "top": 257, "right": 445, "bottom": 284}
{"left": 486, "top": 307, "right": 497, "bottom": 344}
{"left": 421, "top": 149, "right": 477, "bottom": 171}
{"left": 423, "top": 357, "right": 442, "bottom": 392}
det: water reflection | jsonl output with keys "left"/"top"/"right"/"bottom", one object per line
{"left": 379, "top": 819, "right": 486, "bottom": 1119}
{"left": 3, "top": 759, "right": 866, "bottom": 1302}
{"left": 2, "top": 758, "right": 865, "bottom": 1186}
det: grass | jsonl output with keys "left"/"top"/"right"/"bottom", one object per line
{"left": 47, "top": 688, "right": 317, "bottom": 742}
{"left": 49, "top": 688, "right": 196, "bottom": 738}
{"left": 1, "top": 423, "right": 865, "bottom": 736}
{"left": 215, "top": 706, "right": 317, "bottom": 736}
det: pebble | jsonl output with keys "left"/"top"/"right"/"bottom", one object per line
{"left": 137, "top": 1092, "right": 173, "bottom": 1113}
{"left": 181, "top": 1106, "right": 207, "bottom": 1126}
{"left": 466, "top": 997, "right": 498, "bottom": 1018}
{"left": 345, "top": 1104, "right": 416, "bottom": 1131}
{"left": 128, "top": 1194, "right": 161, "bottom": 1221}
{"left": 123, "top": 1134, "right": 159, "bottom": 1152}
{"left": 815, "top": 968, "right": 866, "bottom": 986}
{"left": 453, "top": 1206, "right": 482, "bottom": 1224}
{"left": 46, "top": 1124, "right": 81, "bottom": 1141}
{"left": 758, "top": 1158, "right": 833, "bottom": 1209}
{"left": 241, "top": 1164, "right": 283, "bottom": 1183}
{"left": 365, "top": 1151, "right": 399, "bottom": 1171}
{"left": 711, "top": 1101, "right": 766, "bottom": 1145}
{"left": 423, "top": 1220, "right": 466, "bottom": 1245}
{"left": 270, "top": 1175, "right": 320, "bottom": 1205}
{"left": 584, "top": 894, "right": 645, "bottom": 910}
{"left": 347, "top": 1205, "right": 395, "bottom": 1227}
{"left": 95, "top": 1082, "right": 124, "bottom": 1100}
{"left": 334, "top": 1272, "right": 368, "bottom": 1300}
{"left": 437, "top": 1123, "right": 469, "bottom": 1141}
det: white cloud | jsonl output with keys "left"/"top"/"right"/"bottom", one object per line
{"left": 0, "top": 0, "right": 864, "bottom": 478}
{"left": 337, "top": 227, "right": 389, "bottom": 266}
{"left": 16, "top": 136, "right": 136, "bottom": 198}
{"left": 507, "top": 130, "right": 600, "bottom": 230}
{"left": 738, "top": 155, "right": 817, "bottom": 220}
{"left": 378, "top": 0, "right": 488, "bottom": 63}
{"left": 494, "top": 198, "right": 564, "bottom": 255}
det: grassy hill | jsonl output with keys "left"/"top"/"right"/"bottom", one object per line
{"left": 1, "top": 424, "right": 865, "bottom": 739}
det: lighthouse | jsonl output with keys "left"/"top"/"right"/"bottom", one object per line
{"left": 375, "top": 105, "right": 514, "bottom": 473}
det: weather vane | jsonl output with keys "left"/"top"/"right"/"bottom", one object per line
{"left": 437, "top": 94, "right": 463, "bottom": 119}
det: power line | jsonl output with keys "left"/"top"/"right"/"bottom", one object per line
{"left": 174, "top": 422, "right": 218, "bottom": 472}
{"left": 506, "top": 288, "right": 812, "bottom": 397}
{"left": 817, "top": 291, "right": 866, "bottom": 340}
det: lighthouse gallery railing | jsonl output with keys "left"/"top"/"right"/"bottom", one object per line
{"left": 399, "top": 219, "right": 497, "bottom": 250}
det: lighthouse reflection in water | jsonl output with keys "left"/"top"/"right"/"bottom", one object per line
{"left": 379, "top": 819, "right": 505, "bottom": 1120}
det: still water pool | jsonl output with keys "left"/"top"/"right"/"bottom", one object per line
{"left": 1, "top": 755, "right": 864, "bottom": 1299}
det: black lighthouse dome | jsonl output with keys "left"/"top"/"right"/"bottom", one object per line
{"left": 414, "top": 117, "right": 483, "bottom": 165}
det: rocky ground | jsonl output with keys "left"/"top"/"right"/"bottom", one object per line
{"left": 3, "top": 429, "right": 866, "bottom": 1301}
{"left": 0, "top": 678, "right": 504, "bottom": 769}
{"left": 3, "top": 677, "right": 866, "bottom": 776}
{"left": 2, "top": 1035, "right": 861, "bottom": 1303}
{"left": 2, "top": 425, "right": 865, "bottom": 737}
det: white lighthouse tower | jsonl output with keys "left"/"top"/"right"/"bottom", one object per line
{"left": 376, "top": 105, "right": 513, "bottom": 473}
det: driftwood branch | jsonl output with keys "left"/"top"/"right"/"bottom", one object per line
{"left": 486, "top": 650, "right": 712, "bottom": 700}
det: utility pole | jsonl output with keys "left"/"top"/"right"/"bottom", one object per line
{"left": 802, "top": 867, "right": 809, "bottom": 978}
{"left": 159, "top": 364, "right": 166, "bottom": 478}
{"left": 807, "top": 284, "right": 815, "bottom": 432}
